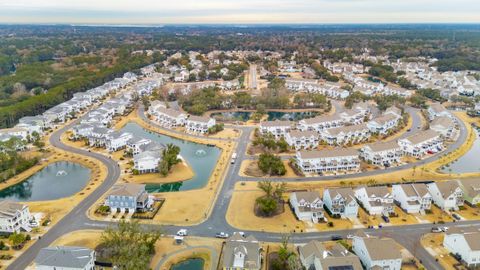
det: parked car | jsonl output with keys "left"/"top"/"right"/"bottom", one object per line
{"left": 452, "top": 213, "right": 461, "bottom": 220}
{"left": 382, "top": 215, "right": 390, "bottom": 223}
{"left": 331, "top": 235, "right": 343, "bottom": 241}
{"left": 346, "top": 234, "right": 354, "bottom": 239}
{"left": 215, "top": 232, "right": 229, "bottom": 239}
{"left": 440, "top": 226, "right": 449, "bottom": 232}
{"left": 431, "top": 227, "right": 442, "bottom": 233}
{"left": 236, "top": 231, "right": 245, "bottom": 237}
{"left": 176, "top": 229, "right": 188, "bottom": 236}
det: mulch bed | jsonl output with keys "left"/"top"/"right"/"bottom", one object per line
{"left": 253, "top": 196, "right": 285, "bottom": 218}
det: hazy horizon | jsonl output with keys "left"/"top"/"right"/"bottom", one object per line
{"left": 1, "top": 0, "right": 479, "bottom": 24}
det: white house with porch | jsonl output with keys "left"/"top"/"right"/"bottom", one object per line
{"left": 398, "top": 130, "right": 443, "bottom": 157}
{"left": 360, "top": 141, "right": 403, "bottom": 166}
{"left": 289, "top": 191, "right": 324, "bottom": 223}
{"left": 427, "top": 181, "right": 464, "bottom": 211}
{"left": 295, "top": 149, "right": 360, "bottom": 174}
{"left": 323, "top": 187, "right": 359, "bottom": 219}
{"left": 392, "top": 183, "right": 432, "bottom": 214}
{"left": 0, "top": 200, "right": 32, "bottom": 233}
{"left": 259, "top": 120, "right": 294, "bottom": 139}
{"left": 354, "top": 186, "right": 395, "bottom": 216}
{"left": 185, "top": 115, "right": 216, "bottom": 134}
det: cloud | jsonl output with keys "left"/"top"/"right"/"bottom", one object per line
{"left": 0, "top": 0, "right": 479, "bottom": 24}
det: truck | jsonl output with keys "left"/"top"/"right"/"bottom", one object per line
{"left": 231, "top": 152, "right": 237, "bottom": 164}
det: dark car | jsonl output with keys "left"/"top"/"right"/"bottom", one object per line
{"left": 452, "top": 213, "right": 461, "bottom": 220}
{"left": 382, "top": 215, "right": 390, "bottom": 223}
{"left": 331, "top": 235, "right": 343, "bottom": 241}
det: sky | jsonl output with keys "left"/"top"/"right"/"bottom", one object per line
{"left": 0, "top": 0, "right": 479, "bottom": 24}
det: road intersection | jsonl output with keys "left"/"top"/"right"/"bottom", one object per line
{"left": 7, "top": 105, "right": 472, "bottom": 270}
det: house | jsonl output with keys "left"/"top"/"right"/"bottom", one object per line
{"left": 319, "top": 124, "right": 370, "bottom": 145}
{"left": 295, "top": 149, "right": 360, "bottom": 174}
{"left": 151, "top": 107, "right": 187, "bottom": 128}
{"left": 0, "top": 127, "right": 29, "bottom": 141}
{"left": 126, "top": 137, "right": 152, "bottom": 156}
{"left": 297, "top": 114, "right": 344, "bottom": 133}
{"left": 392, "top": 183, "right": 432, "bottom": 214}
{"left": 360, "top": 141, "right": 403, "bottom": 166}
{"left": 105, "top": 183, "right": 152, "bottom": 213}
{"left": 185, "top": 115, "right": 216, "bottom": 134}
{"left": 299, "top": 241, "right": 363, "bottom": 270}
{"left": 339, "top": 102, "right": 371, "bottom": 125}
{"left": 259, "top": 120, "right": 294, "bottom": 139}
{"left": 352, "top": 234, "right": 402, "bottom": 270}
{"left": 223, "top": 233, "right": 261, "bottom": 270}
{"left": 426, "top": 181, "right": 464, "bottom": 210}
{"left": 323, "top": 187, "right": 359, "bottom": 218}
{"left": 0, "top": 200, "right": 32, "bottom": 233}
{"left": 133, "top": 150, "right": 163, "bottom": 174}
{"left": 430, "top": 116, "right": 456, "bottom": 140}
{"left": 354, "top": 186, "right": 395, "bottom": 216}
{"left": 443, "top": 227, "right": 480, "bottom": 268}
{"left": 285, "top": 130, "right": 319, "bottom": 150}
{"left": 398, "top": 130, "right": 443, "bottom": 157}
{"left": 106, "top": 131, "right": 133, "bottom": 152}
{"left": 35, "top": 246, "right": 96, "bottom": 270}
{"left": 71, "top": 124, "right": 95, "bottom": 140}
{"left": 457, "top": 179, "right": 480, "bottom": 206}
{"left": 289, "top": 191, "right": 324, "bottom": 223}
{"left": 367, "top": 113, "right": 401, "bottom": 135}
{"left": 87, "top": 127, "right": 113, "bottom": 148}
{"left": 428, "top": 103, "right": 451, "bottom": 120}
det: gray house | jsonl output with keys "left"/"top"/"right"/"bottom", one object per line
{"left": 35, "top": 246, "right": 95, "bottom": 270}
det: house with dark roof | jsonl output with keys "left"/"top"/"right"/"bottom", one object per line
{"left": 35, "top": 246, "right": 95, "bottom": 270}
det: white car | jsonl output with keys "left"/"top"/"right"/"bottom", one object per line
{"left": 176, "top": 229, "right": 188, "bottom": 236}
{"left": 346, "top": 234, "right": 354, "bottom": 239}
{"left": 440, "top": 226, "right": 449, "bottom": 232}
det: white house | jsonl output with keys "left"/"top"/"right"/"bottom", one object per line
{"left": 354, "top": 186, "right": 395, "bottom": 216}
{"left": 35, "top": 246, "right": 96, "bottom": 270}
{"left": 430, "top": 116, "right": 456, "bottom": 140}
{"left": 392, "top": 183, "right": 432, "bottom": 214}
{"left": 126, "top": 137, "right": 152, "bottom": 156}
{"left": 151, "top": 107, "right": 187, "bottom": 128}
{"left": 427, "top": 181, "right": 464, "bottom": 210}
{"left": 323, "top": 187, "right": 359, "bottom": 219}
{"left": 297, "top": 114, "right": 344, "bottom": 133}
{"left": 285, "top": 130, "right": 319, "bottom": 150}
{"left": 398, "top": 130, "right": 443, "bottom": 157}
{"left": 87, "top": 127, "right": 113, "bottom": 148}
{"left": 299, "top": 241, "right": 363, "bottom": 270}
{"left": 319, "top": 124, "right": 370, "bottom": 145}
{"left": 223, "top": 233, "right": 261, "bottom": 270}
{"left": 352, "top": 234, "right": 402, "bottom": 270}
{"left": 367, "top": 113, "right": 401, "bottom": 135}
{"left": 443, "top": 227, "right": 480, "bottom": 268}
{"left": 360, "top": 141, "right": 403, "bottom": 166}
{"left": 185, "top": 115, "right": 216, "bottom": 134}
{"left": 106, "top": 131, "right": 133, "bottom": 152}
{"left": 259, "top": 120, "right": 294, "bottom": 139}
{"left": 295, "top": 149, "right": 360, "bottom": 174}
{"left": 133, "top": 150, "right": 163, "bottom": 174}
{"left": 0, "top": 200, "right": 32, "bottom": 233}
{"left": 289, "top": 191, "right": 324, "bottom": 223}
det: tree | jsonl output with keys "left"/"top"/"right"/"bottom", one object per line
{"left": 100, "top": 221, "right": 161, "bottom": 270}
{"left": 258, "top": 153, "right": 286, "bottom": 176}
{"left": 9, "top": 233, "right": 27, "bottom": 249}
{"left": 158, "top": 144, "right": 181, "bottom": 176}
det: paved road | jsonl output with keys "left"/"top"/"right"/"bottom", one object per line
{"left": 8, "top": 106, "right": 469, "bottom": 270}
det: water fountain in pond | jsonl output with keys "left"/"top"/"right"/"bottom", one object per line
{"left": 56, "top": 170, "right": 68, "bottom": 177}
{"left": 195, "top": 149, "right": 207, "bottom": 157}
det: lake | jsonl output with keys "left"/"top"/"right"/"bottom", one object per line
{"left": 121, "top": 122, "right": 221, "bottom": 192}
{"left": 441, "top": 128, "right": 480, "bottom": 174}
{"left": 171, "top": 258, "right": 204, "bottom": 270}
{"left": 0, "top": 161, "right": 91, "bottom": 201}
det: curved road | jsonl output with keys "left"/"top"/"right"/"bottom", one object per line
{"left": 7, "top": 106, "right": 471, "bottom": 270}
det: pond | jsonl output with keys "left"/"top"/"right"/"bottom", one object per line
{"left": 171, "top": 258, "right": 205, "bottom": 270}
{"left": 211, "top": 111, "right": 252, "bottom": 122}
{"left": 211, "top": 110, "right": 320, "bottom": 122}
{"left": 0, "top": 161, "right": 91, "bottom": 201}
{"left": 266, "top": 111, "right": 320, "bottom": 121}
{"left": 441, "top": 128, "right": 480, "bottom": 174}
{"left": 121, "top": 122, "right": 221, "bottom": 192}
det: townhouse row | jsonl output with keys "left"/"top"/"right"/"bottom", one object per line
{"left": 288, "top": 179, "right": 479, "bottom": 226}
{"left": 148, "top": 100, "right": 216, "bottom": 134}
